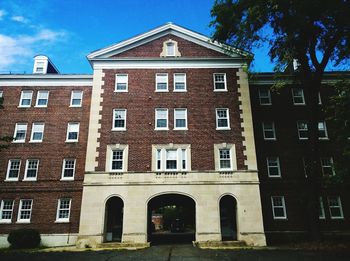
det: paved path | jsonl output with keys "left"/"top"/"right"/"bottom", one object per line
{"left": 1, "top": 244, "right": 350, "bottom": 261}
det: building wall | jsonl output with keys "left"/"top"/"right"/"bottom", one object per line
{"left": 0, "top": 85, "right": 91, "bottom": 241}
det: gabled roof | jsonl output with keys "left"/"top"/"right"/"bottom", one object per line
{"left": 87, "top": 22, "right": 252, "bottom": 60}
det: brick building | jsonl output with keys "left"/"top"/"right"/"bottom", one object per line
{"left": 0, "top": 23, "right": 348, "bottom": 247}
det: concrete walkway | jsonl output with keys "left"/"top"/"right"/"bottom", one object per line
{"left": 1, "top": 244, "right": 350, "bottom": 260}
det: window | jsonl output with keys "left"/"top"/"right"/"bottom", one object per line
{"left": 30, "top": 123, "right": 44, "bottom": 142}
{"left": 13, "top": 123, "right": 27, "bottom": 142}
{"left": 219, "top": 149, "right": 232, "bottom": 170}
{"left": 302, "top": 158, "right": 310, "bottom": 178}
{"left": 155, "top": 109, "right": 168, "bottom": 130}
{"left": 258, "top": 87, "right": 271, "bottom": 105}
{"left": 271, "top": 196, "right": 287, "bottom": 219}
{"left": 318, "top": 121, "right": 328, "bottom": 139}
{"left": 113, "top": 109, "right": 126, "bottom": 131}
{"left": 35, "top": 91, "right": 49, "bottom": 107}
{"left": 66, "top": 123, "right": 79, "bottom": 142}
{"left": 292, "top": 88, "right": 305, "bottom": 104}
{"left": 0, "top": 200, "right": 14, "bottom": 223}
{"left": 111, "top": 150, "right": 124, "bottom": 171}
{"left": 154, "top": 146, "right": 189, "bottom": 172}
{"left": 19, "top": 90, "right": 33, "bottom": 107}
{"left": 61, "top": 159, "right": 76, "bottom": 180}
{"left": 267, "top": 157, "right": 281, "bottom": 177}
{"left": 328, "top": 196, "right": 344, "bottom": 219}
{"left": 17, "top": 199, "right": 33, "bottom": 222}
{"left": 0, "top": 91, "right": 3, "bottom": 98}
{"left": 297, "top": 121, "right": 308, "bottom": 140}
{"left": 318, "top": 92, "right": 322, "bottom": 105}
{"left": 320, "top": 157, "right": 335, "bottom": 176}
{"left": 174, "top": 108, "right": 187, "bottom": 130}
{"left": 174, "top": 73, "right": 186, "bottom": 91}
{"left": 56, "top": 198, "right": 71, "bottom": 222}
{"left": 24, "top": 160, "right": 39, "bottom": 181}
{"left": 262, "top": 122, "right": 276, "bottom": 140}
{"left": 115, "top": 74, "right": 128, "bottom": 92}
{"left": 166, "top": 42, "right": 175, "bottom": 56}
{"left": 216, "top": 108, "right": 230, "bottom": 130}
{"left": 319, "top": 197, "right": 325, "bottom": 219}
{"left": 213, "top": 73, "right": 227, "bottom": 91}
{"left": 70, "top": 90, "right": 83, "bottom": 107}
{"left": 35, "top": 62, "right": 44, "bottom": 73}
{"left": 6, "top": 159, "right": 21, "bottom": 181}
{"left": 156, "top": 73, "right": 168, "bottom": 92}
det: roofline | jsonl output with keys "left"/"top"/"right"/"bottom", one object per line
{"left": 0, "top": 74, "right": 92, "bottom": 79}
{"left": 87, "top": 22, "right": 252, "bottom": 60}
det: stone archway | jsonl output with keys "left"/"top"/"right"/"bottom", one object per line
{"left": 104, "top": 196, "right": 124, "bottom": 242}
{"left": 147, "top": 193, "right": 196, "bottom": 245}
{"left": 219, "top": 195, "right": 237, "bottom": 241}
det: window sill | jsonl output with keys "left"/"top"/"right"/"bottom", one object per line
{"left": 55, "top": 220, "right": 70, "bottom": 223}
{"left": 298, "top": 138, "right": 308, "bottom": 140}
{"left": 111, "top": 128, "right": 126, "bottom": 131}
{"left": 5, "top": 179, "right": 19, "bottom": 182}
{"left": 34, "top": 105, "right": 48, "bottom": 108}
{"left": 216, "top": 127, "right": 231, "bottom": 130}
{"left": 155, "top": 90, "right": 169, "bottom": 92}
{"left": 174, "top": 128, "right": 188, "bottom": 131}
{"left": 264, "top": 138, "right": 277, "bottom": 141}
{"left": 0, "top": 220, "right": 12, "bottom": 224}
{"left": 29, "top": 140, "right": 43, "bottom": 143}
{"left": 268, "top": 175, "right": 282, "bottom": 178}
{"left": 23, "top": 179, "right": 37, "bottom": 182}
{"left": 155, "top": 128, "right": 169, "bottom": 131}
{"left": 330, "top": 217, "right": 344, "bottom": 220}
{"left": 16, "top": 221, "right": 31, "bottom": 224}
{"left": 69, "top": 105, "right": 82, "bottom": 108}
{"left": 260, "top": 103, "right": 272, "bottom": 106}
{"left": 213, "top": 89, "right": 228, "bottom": 92}
{"left": 60, "top": 178, "right": 74, "bottom": 181}
{"left": 293, "top": 103, "right": 306, "bottom": 106}
{"left": 17, "top": 106, "right": 31, "bottom": 108}
{"left": 319, "top": 137, "right": 329, "bottom": 140}
{"left": 65, "top": 140, "right": 79, "bottom": 143}
{"left": 273, "top": 217, "right": 288, "bottom": 220}
{"left": 173, "top": 89, "right": 187, "bottom": 92}
{"left": 12, "top": 141, "right": 25, "bottom": 143}
{"left": 114, "top": 90, "right": 128, "bottom": 93}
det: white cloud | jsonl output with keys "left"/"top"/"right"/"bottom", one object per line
{"left": 0, "top": 29, "right": 67, "bottom": 71}
{"left": 0, "top": 9, "right": 7, "bottom": 20}
{"left": 11, "top": 15, "right": 29, "bottom": 23}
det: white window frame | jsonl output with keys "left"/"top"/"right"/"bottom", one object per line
{"left": 155, "top": 73, "right": 168, "bottom": 92}
{"left": 17, "top": 199, "right": 33, "bottom": 223}
{"left": 56, "top": 198, "right": 72, "bottom": 223}
{"left": 30, "top": 122, "right": 45, "bottom": 142}
{"left": 213, "top": 73, "right": 227, "bottom": 91}
{"left": 258, "top": 87, "right": 272, "bottom": 105}
{"left": 173, "top": 73, "right": 187, "bottom": 92}
{"left": 70, "top": 90, "right": 83, "bottom": 107}
{"left": 262, "top": 122, "right": 276, "bottom": 140}
{"left": 112, "top": 109, "right": 127, "bottom": 131}
{"left": 35, "top": 90, "right": 49, "bottom": 107}
{"left": 0, "top": 200, "right": 14, "bottom": 223}
{"left": 166, "top": 42, "right": 175, "bottom": 57}
{"left": 66, "top": 122, "right": 80, "bottom": 142}
{"left": 271, "top": 196, "right": 287, "bottom": 219}
{"left": 115, "top": 74, "right": 128, "bottom": 92}
{"left": 61, "top": 159, "right": 76, "bottom": 181}
{"left": 328, "top": 196, "right": 344, "bottom": 219}
{"left": 214, "top": 143, "right": 237, "bottom": 171}
{"left": 0, "top": 91, "right": 3, "bottom": 98}
{"left": 6, "top": 159, "right": 21, "bottom": 181}
{"left": 292, "top": 88, "right": 305, "bottom": 105}
{"left": 174, "top": 108, "right": 188, "bottom": 130}
{"left": 24, "top": 159, "right": 39, "bottom": 181}
{"left": 106, "top": 144, "right": 129, "bottom": 172}
{"left": 318, "top": 121, "right": 329, "bottom": 140}
{"left": 319, "top": 197, "right": 325, "bottom": 219}
{"left": 216, "top": 108, "right": 230, "bottom": 130}
{"left": 218, "top": 148, "right": 233, "bottom": 171}
{"left": 155, "top": 108, "right": 169, "bottom": 130}
{"left": 320, "top": 157, "right": 335, "bottom": 176}
{"left": 13, "top": 123, "right": 27, "bottom": 143}
{"left": 267, "top": 157, "right": 281, "bottom": 177}
{"left": 19, "top": 90, "right": 33, "bottom": 108}
{"left": 297, "top": 121, "right": 308, "bottom": 140}
{"left": 152, "top": 145, "right": 190, "bottom": 172}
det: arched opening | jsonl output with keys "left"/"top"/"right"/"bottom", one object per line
{"left": 219, "top": 195, "right": 237, "bottom": 241}
{"left": 147, "top": 193, "right": 195, "bottom": 245}
{"left": 104, "top": 196, "right": 124, "bottom": 242}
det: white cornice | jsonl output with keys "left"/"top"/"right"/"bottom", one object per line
{"left": 87, "top": 23, "right": 251, "bottom": 60}
{"left": 0, "top": 75, "right": 93, "bottom": 86}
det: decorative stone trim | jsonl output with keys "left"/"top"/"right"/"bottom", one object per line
{"left": 160, "top": 39, "right": 181, "bottom": 57}
{"left": 236, "top": 68, "right": 258, "bottom": 171}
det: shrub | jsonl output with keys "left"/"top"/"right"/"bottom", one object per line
{"left": 7, "top": 228, "right": 41, "bottom": 249}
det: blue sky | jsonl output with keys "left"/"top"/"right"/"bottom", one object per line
{"left": 0, "top": 0, "right": 339, "bottom": 74}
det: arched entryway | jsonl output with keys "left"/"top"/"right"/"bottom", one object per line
{"left": 219, "top": 195, "right": 237, "bottom": 241}
{"left": 147, "top": 193, "right": 196, "bottom": 245}
{"left": 104, "top": 196, "right": 124, "bottom": 242}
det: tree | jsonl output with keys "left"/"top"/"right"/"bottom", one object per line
{"left": 210, "top": 0, "right": 350, "bottom": 240}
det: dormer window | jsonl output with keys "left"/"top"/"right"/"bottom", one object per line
{"left": 166, "top": 42, "right": 175, "bottom": 56}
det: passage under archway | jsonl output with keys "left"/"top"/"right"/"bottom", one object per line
{"left": 104, "top": 196, "right": 124, "bottom": 242}
{"left": 147, "top": 193, "right": 195, "bottom": 245}
{"left": 220, "top": 195, "right": 237, "bottom": 241}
